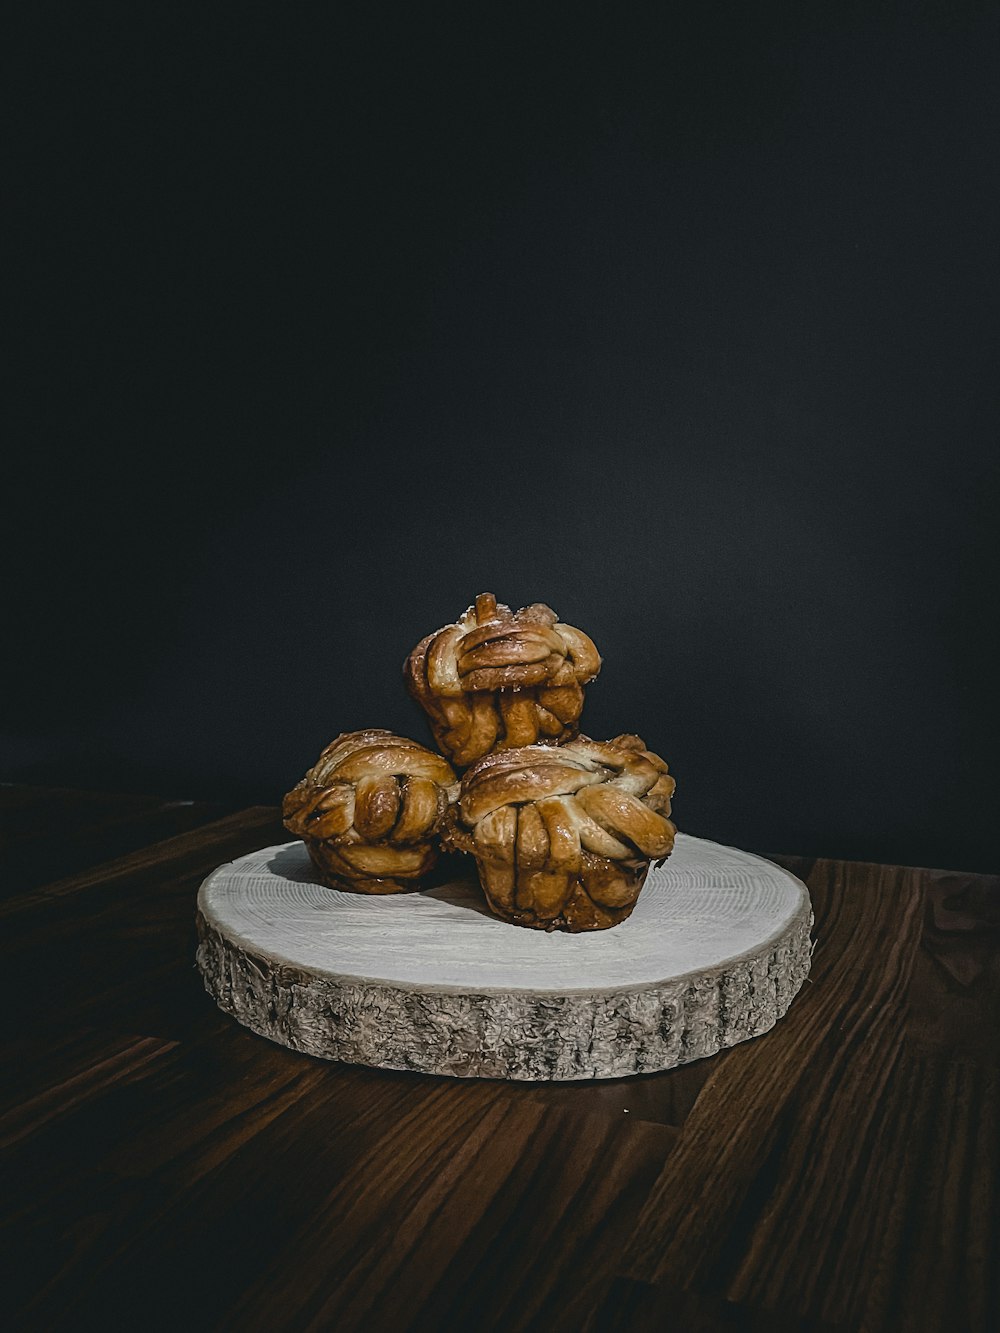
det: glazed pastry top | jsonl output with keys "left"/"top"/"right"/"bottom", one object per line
{"left": 404, "top": 593, "right": 602, "bottom": 765}
{"left": 283, "top": 729, "right": 457, "bottom": 850}
{"left": 417, "top": 593, "right": 600, "bottom": 695}
{"left": 452, "top": 733, "right": 676, "bottom": 869}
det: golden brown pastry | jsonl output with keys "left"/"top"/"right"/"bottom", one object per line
{"left": 404, "top": 593, "right": 602, "bottom": 768}
{"left": 444, "top": 734, "right": 676, "bottom": 931}
{"left": 283, "top": 729, "right": 458, "bottom": 894}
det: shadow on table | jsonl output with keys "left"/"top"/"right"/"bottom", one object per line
{"left": 267, "top": 842, "right": 324, "bottom": 883}
{"left": 266, "top": 845, "right": 494, "bottom": 918}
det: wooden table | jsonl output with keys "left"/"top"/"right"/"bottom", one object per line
{"left": 3, "top": 787, "right": 997, "bottom": 1331}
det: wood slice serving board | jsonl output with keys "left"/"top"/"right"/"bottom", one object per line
{"left": 196, "top": 834, "right": 813, "bottom": 1081}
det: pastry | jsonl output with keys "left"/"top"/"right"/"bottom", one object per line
{"left": 444, "top": 734, "right": 676, "bottom": 931}
{"left": 283, "top": 729, "right": 458, "bottom": 893}
{"left": 404, "top": 593, "right": 602, "bottom": 768}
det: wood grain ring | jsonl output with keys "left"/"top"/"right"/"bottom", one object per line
{"left": 196, "top": 833, "right": 813, "bottom": 1081}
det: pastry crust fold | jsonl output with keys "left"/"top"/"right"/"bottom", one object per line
{"left": 283, "top": 729, "right": 458, "bottom": 894}
{"left": 444, "top": 734, "right": 676, "bottom": 931}
{"left": 404, "top": 593, "right": 602, "bottom": 768}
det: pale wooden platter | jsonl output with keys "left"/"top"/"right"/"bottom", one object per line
{"left": 196, "top": 833, "right": 813, "bottom": 1080}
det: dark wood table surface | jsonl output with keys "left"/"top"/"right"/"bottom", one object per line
{"left": 2, "top": 785, "right": 997, "bottom": 1332}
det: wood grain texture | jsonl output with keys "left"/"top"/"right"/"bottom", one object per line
{"left": 1, "top": 791, "right": 997, "bottom": 1332}
{"left": 195, "top": 836, "right": 812, "bottom": 1080}
{"left": 0, "top": 784, "right": 240, "bottom": 898}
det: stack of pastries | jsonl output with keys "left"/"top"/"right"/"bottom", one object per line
{"left": 283, "top": 595, "right": 676, "bottom": 932}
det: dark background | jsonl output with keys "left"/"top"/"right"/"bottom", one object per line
{"left": 6, "top": 4, "right": 999, "bottom": 871}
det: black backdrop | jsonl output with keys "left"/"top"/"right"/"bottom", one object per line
{"left": 7, "top": 4, "right": 999, "bottom": 871}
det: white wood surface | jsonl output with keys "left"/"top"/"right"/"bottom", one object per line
{"left": 196, "top": 833, "right": 813, "bottom": 1080}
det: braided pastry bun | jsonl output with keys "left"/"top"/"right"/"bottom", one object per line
{"left": 444, "top": 734, "right": 676, "bottom": 931}
{"left": 404, "top": 593, "right": 602, "bottom": 768}
{"left": 283, "top": 730, "right": 459, "bottom": 894}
